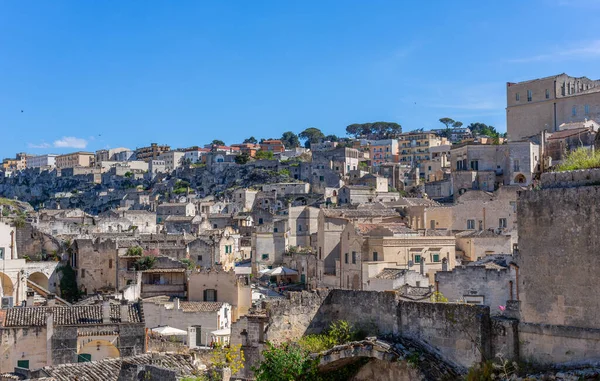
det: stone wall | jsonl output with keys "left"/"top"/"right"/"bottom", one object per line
{"left": 517, "top": 173, "right": 600, "bottom": 364}
{"left": 258, "top": 289, "right": 493, "bottom": 368}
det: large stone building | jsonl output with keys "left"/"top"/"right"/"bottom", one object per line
{"left": 506, "top": 73, "right": 600, "bottom": 141}
{"left": 0, "top": 299, "right": 145, "bottom": 373}
{"left": 135, "top": 143, "right": 171, "bottom": 162}
{"left": 55, "top": 151, "right": 94, "bottom": 169}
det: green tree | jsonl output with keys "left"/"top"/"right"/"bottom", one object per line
{"left": 58, "top": 263, "right": 82, "bottom": 303}
{"left": 243, "top": 136, "right": 258, "bottom": 144}
{"left": 324, "top": 134, "right": 339, "bottom": 142}
{"left": 211, "top": 139, "right": 225, "bottom": 146}
{"left": 345, "top": 122, "right": 402, "bottom": 139}
{"left": 281, "top": 131, "right": 300, "bottom": 149}
{"left": 452, "top": 121, "right": 463, "bottom": 129}
{"left": 299, "top": 127, "right": 325, "bottom": 148}
{"left": 133, "top": 256, "right": 156, "bottom": 271}
{"left": 467, "top": 122, "right": 500, "bottom": 138}
{"left": 234, "top": 153, "right": 250, "bottom": 164}
{"left": 255, "top": 150, "right": 275, "bottom": 160}
{"left": 439, "top": 117, "right": 456, "bottom": 129}
{"left": 253, "top": 342, "right": 317, "bottom": 381}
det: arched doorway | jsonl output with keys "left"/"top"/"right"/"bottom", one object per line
{"left": 28, "top": 272, "right": 49, "bottom": 290}
{"left": 0, "top": 272, "right": 14, "bottom": 298}
{"left": 78, "top": 340, "right": 120, "bottom": 362}
{"left": 514, "top": 174, "right": 527, "bottom": 184}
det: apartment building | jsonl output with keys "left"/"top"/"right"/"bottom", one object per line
{"left": 158, "top": 150, "right": 185, "bottom": 171}
{"left": 369, "top": 139, "right": 398, "bottom": 166}
{"left": 259, "top": 139, "right": 285, "bottom": 153}
{"left": 2, "top": 153, "right": 28, "bottom": 171}
{"left": 506, "top": 73, "right": 600, "bottom": 140}
{"left": 398, "top": 131, "right": 448, "bottom": 165}
{"left": 135, "top": 143, "right": 171, "bottom": 162}
{"left": 55, "top": 152, "right": 94, "bottom": 169}
{"left": 27, "top": 154, "right": 58, "bottom": 169}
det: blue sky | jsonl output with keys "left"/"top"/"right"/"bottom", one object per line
{"left": 1, "top": 0, "right": 600, "bottom": 158}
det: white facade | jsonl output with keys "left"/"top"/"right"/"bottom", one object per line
{"left": 158, "top": 151, "right": 186, "bottom": 171}
{"left": 27, "top": 154, "right": 58, "bottom": 169}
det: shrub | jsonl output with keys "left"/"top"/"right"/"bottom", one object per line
{"left": 556, "top": 147, "right": 600, "bottom": 171}
{"left": 255, "top": 150, "right": 274, "bottom": 160}
{"left": 126, "top": 246, "right": 143, "bottom": 256}
{"left": 253, "top": 342, "right": 316, "bottom": 381}
{"left": 133, "top": 256, "right": 156, "bottom": 271}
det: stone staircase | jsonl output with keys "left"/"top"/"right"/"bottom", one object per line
{"left": 26, "top": 279, "right": 71, "bottom": 306}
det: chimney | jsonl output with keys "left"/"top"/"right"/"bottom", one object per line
{"left": 26, "top": 291, "right": 35, "bottom": 307}
{"left": 102, "top": 299, "right": 111, "bottom": 324}
{"left": 420, "top": 257, "right": 426, "bottom": 276}
{"left": 442, "top": 258, "right": 448, "bottom": 272}
{"left": 120, "top": 299, "right": 129, "bottom": 323}
{"left": 47, "top": 293, "right": 56, "bottom": 307}
{"left": 174, "top": 297, "right": 180, "bottom": 310}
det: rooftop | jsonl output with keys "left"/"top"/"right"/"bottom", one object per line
{"left": 1, "top": 304, "right": 143, "bottom": 327}
{"left": 375, "top": 268, "right": 408, "bottom": 279}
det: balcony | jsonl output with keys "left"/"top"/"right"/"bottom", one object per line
{"left": 141, "top": 283, "right": 186, "bottom": 298}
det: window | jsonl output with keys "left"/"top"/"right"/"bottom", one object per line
{"left": 262, "top": 253, "right": 269, "bottom": 260}
{"left": 298, "top": 225, "right": 302, "bottom": 232}
{"left": 428, "top": 166, "right": 432, "bottom": 171}
{"left": 585, "top": 104, "right": 590, "bottom": 115}
{"left": 373, "top": 252, "right": 378, "bottom": 261}
{"left": 572, "top": 105, "right": 577, "bottom": 116}
{"left": 319, "top": 176, "right": 324, "bottom": 182}
{"left": 273, "top": 227, "right": 278, "bottom": 233}
{"left": 499, "top": 218, "right": 507, "bottom": 228}
{"left": 258, "top": 218, "right": 263, "bottom": 225}
{"left": 344, "top": 253, "right": 348, "bottom": 264}
{"left": 527, "top": 90, "right": 532, "bottom": 102}
{"left": 319, "top": 247, "right": 322, "bottom": 260}
{"left": 430, "top": 220, "right": 436, "bottom": 230}
{"left": 225, "top": 245, "right": 232, "bottom": 254}
{"left": 414, "top": 254, "right": 422, "bottom": 264}
{"left": 17, "top": 360, "right": 29, "bottom": 369}
{"left": 204, "top": 289, "right": 217, "bottom": 302}
{"left": 515, "top": 93, "right": 520, "bottom": 101}
{"left": 545, "top": 89, "right": 550, "bottom": 99}
{"left": 467, "top": 219, "right": 475, "bottom": 230}
{"left": 197, "top": 255, "right": 203, "bottom": 261}
{"left": 513, "top": 159, "right": 520, "bottom": 172}
{"left": 0, "top": 247, "right": 4, "bottom": 260}
{"left": 352, "top": 251, "right": 357, "bottom": 264}
{"left": 432, "top": 253, "right": 440, "bottom": 262}
{"left": 109, "top": 259, "right": 112, "bottom": 269}
{"left": 81, "top": 269, "right": 85, "bottom": 278}
{"left": 470, "top": 160, "right": 479, "bottom": 171}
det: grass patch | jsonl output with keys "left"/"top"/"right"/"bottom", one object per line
{"left": 556, "top": 147, "right": 600, "bottom": 171}
{"left": 0, "top": 198, "right": 17, "bottom": 207}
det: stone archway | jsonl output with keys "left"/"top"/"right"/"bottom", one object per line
{"left": 28, "top": 272, "right": 49, "bottom": 290}
{"left": 79, "top": 339, "right": 120, "bottom": 362}
{"left": 0, "top": 272, "right": 14, "bottom": 298}
{"left": 514, "top": 174, "right": 526, "bottom": 184}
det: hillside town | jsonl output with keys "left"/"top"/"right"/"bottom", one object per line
{"left": 0, "top": 72, "right": 599, "bottom": 380}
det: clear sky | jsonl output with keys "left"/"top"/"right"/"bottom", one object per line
{"left": 1, "top": 0, "right": 600, "bottom": 158}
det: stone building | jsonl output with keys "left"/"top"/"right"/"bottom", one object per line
{"left": 398, "top": 131, "right": 448, "bottom": 166}
{"left": 156, "top": 202, "right": 196, "bottom": 224}
{"left": 157, "top": 150, "right": 185, "bottom": 172}
{"left": 435, "top": 255, "right": 517, "bottom": 309}
{"left": 507, "top": 73, "right": 600, "bottom": 141}
{"left": 0, "top": 299, "right": 145, "bottom": 373}
{"left": 0, "top": 221, "right": 27, "bottom": 305}
{"left": 188, "top": 268, "right": 252, "bottom": 321}
{"left": 142, "top": 296, "right": 231, "bottom": 346}
{"left": 55, "top": 152, "right": 94, "bottom": 169}
{"left": 369, "top": 139, "right": 399, "bottom": 166}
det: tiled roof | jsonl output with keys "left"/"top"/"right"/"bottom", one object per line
{"left": 164, "top": 215, "right": 196, "bottom": 222}
{"left": 142, "top": 268, "right": 186, "bottom": 273}
{"left": 34, "top": 353, "right": 198, "bottom": 381}
{"left": 321, "top": 208, "right": 400, "bottom": 219}
{"left": 547, "top": 127, "right": 591, "bottom": 140}
{"left": 1, "top": 304, "right": 143, "bottom": 327}
{"left": 375, "top": 268, "right": 408, "bottom": 279}
{"left": 356, "top": 223, "right": 415, "bottom": 236}
{"left": 142, "top": 296, "right": 224, "bottom": 312}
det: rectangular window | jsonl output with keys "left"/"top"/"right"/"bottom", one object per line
{"left": 499, "top": 218, "right": 507, "bottom": 228}
{"left": 109, "top": 259, "right": 112, "bottom": 269}
{"left": 319, "top": 247, "right": 322, "bottom": 260}
{"left": 17, "top": 360, "right": 29, "bottom": 369}
{"left": 319, "top": 176, "right": 324, "bottom": 182}
{"left": 572, "top": 105, "right": 577, "bottom": 116}
{"left": 513, "top": 159, "right": 520, "bottom": 172}
{"left": 81, "top": 269, "right": 85, "bottom": 278}
{"left": 414, "top": 254, "right": 422, "bottom": 264}
{"left": 470, "top": 160, "right": 479, "bottom": 171}
{"left": 262, "top": 253, "right": 269, "bottom": 260}
{"left": 298, "top": 225, "right": 302, "bottom": 232}
{"left": 545, "top": 89, "right": 550, "bottom": 99}
{"left": 204, "top": 289, "right": 217, "bottom": 302}
{"left": 585, "top": 104, "right": 590, "bottom": 115}
{"left": 515, "top": 93, "right": 520, "bottom": 101}
{"left": 527, "top": 89, "right": 532, "bottom": 102}
{"left": 273, "top": 227, "right": 278, "bottom": 233}
{"left": 467, "top": 219, "right": 475, "bottom": 230}
{"left": 344, "top": 253, "right": 348, "bottom": 264}
{"left": 351, "top": 251, "right": 357, "bottom": 264}
{"left": 432, "top": 253, "right": 440, "bottom": 262}
{"left": 197, "top": 255, "right": 203, "bottom": 261}
{"left": 0, "top": 247, "right": 4, "bottom": 260}
{"left": 373, "top": 252, "right": 378, "bottom": 261}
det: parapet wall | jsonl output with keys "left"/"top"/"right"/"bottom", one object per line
{"left": 540, "top": 168, "right": 600, "bottom": 189}
{"left": 263, "top": 289, "right": 491, "bottom": 368}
